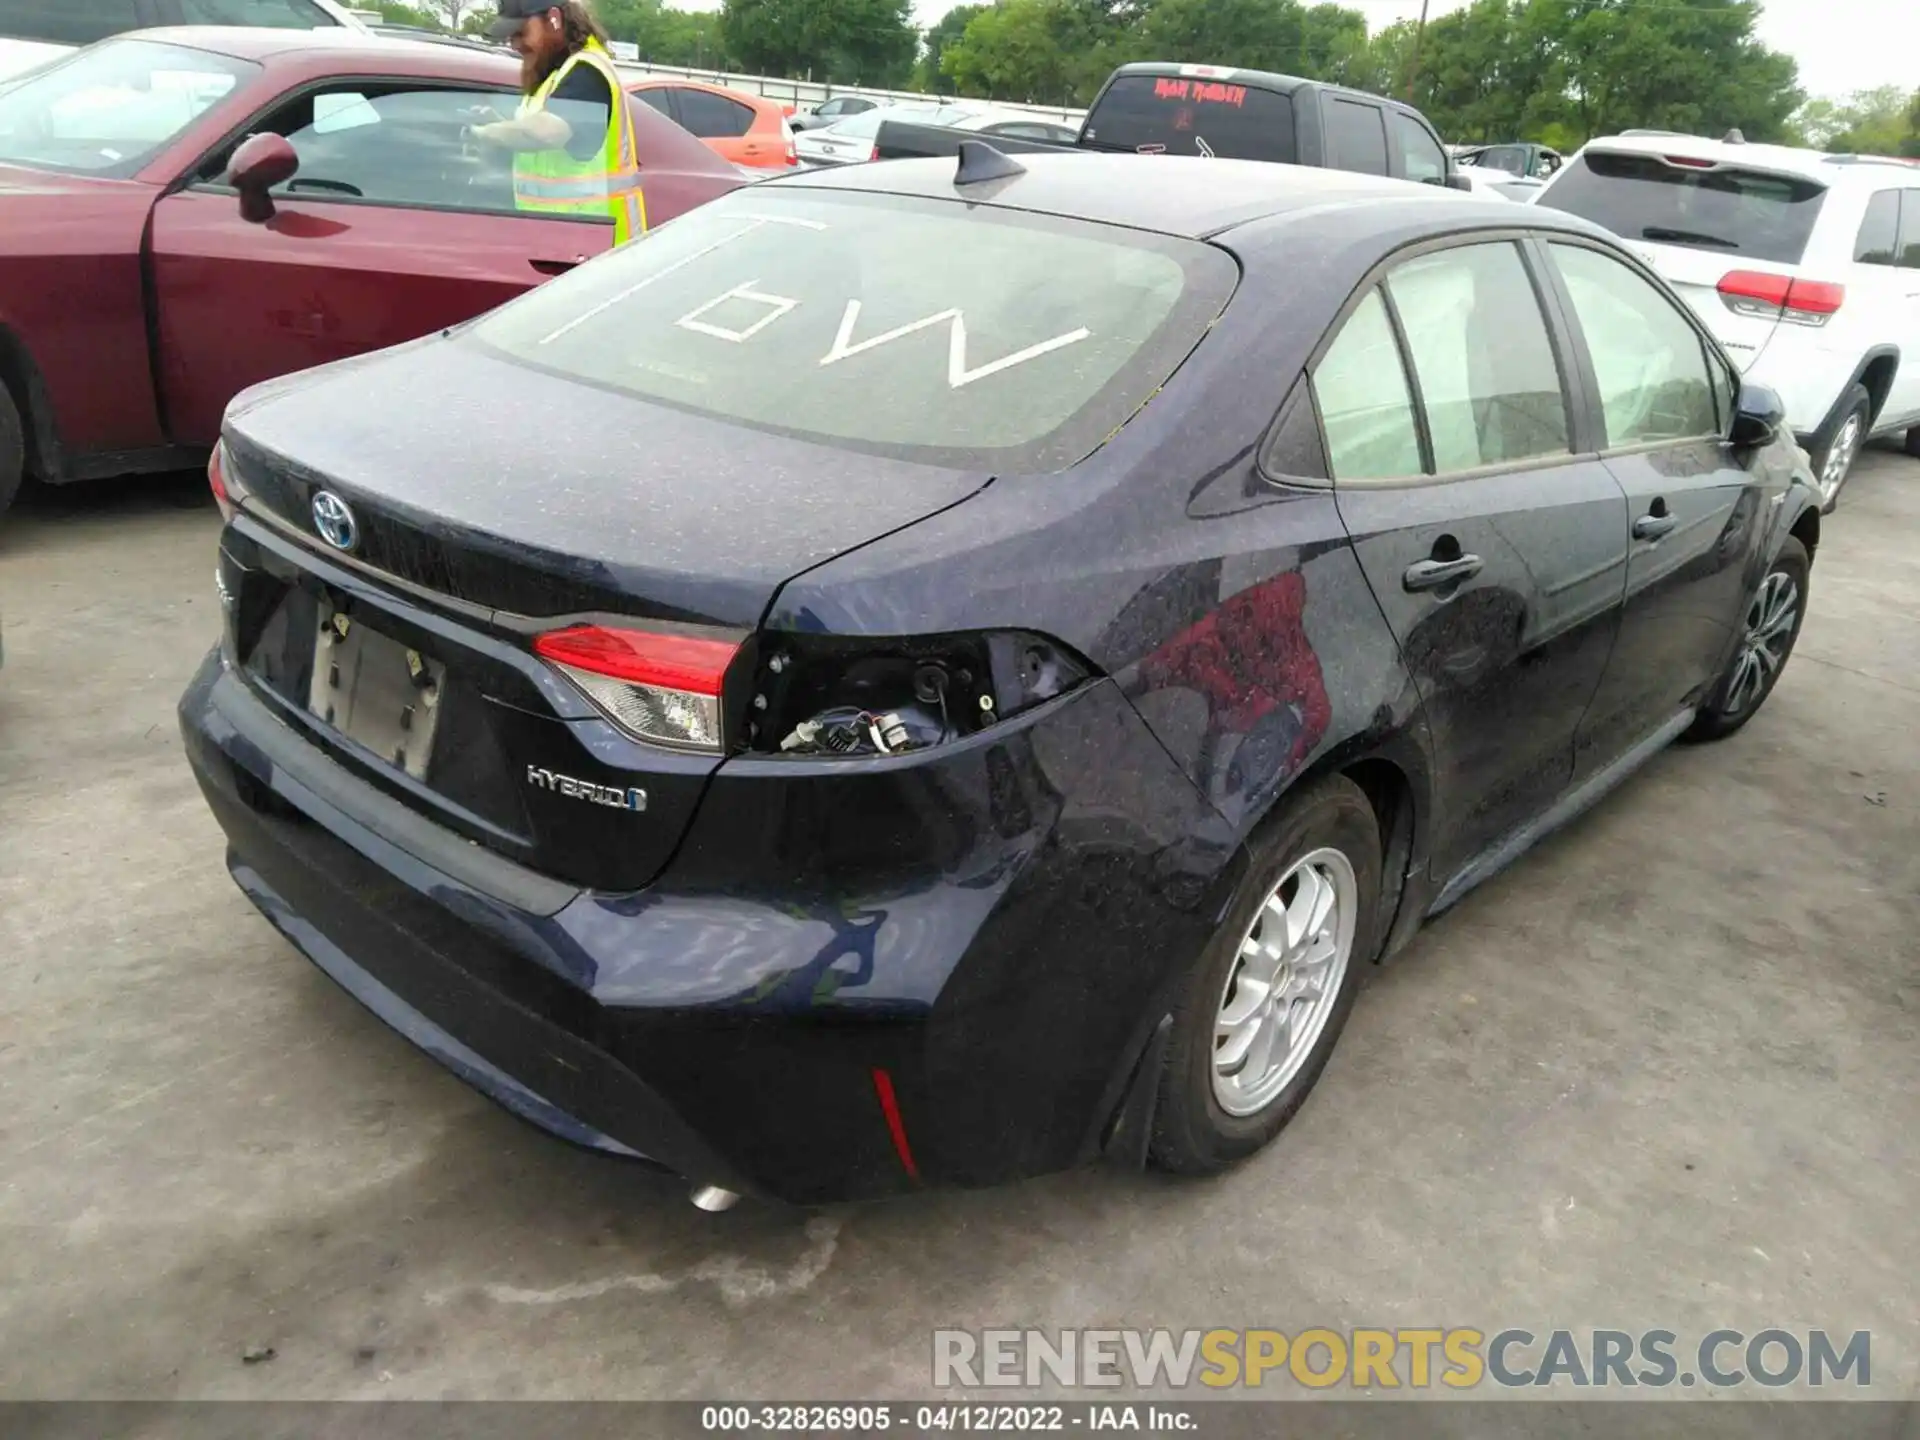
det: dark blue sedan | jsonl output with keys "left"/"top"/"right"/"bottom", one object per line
{"left": 180, "top": 150, "right": 1821, "bottom": 1205}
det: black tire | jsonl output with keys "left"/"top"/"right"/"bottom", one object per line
{"left": 1905, "top": 425, "right": 1920, "bottom": 459}
{"left": 1150, "top": 775, "right": 1381, "bottom": 1175}
{"left": 0, "top": 381, "right": 23, "bottom": 523}
{"left": 1809, "top": 384, "right": 1870, "bottom": 513}
{"left": 1685, "top": 536, "right": 1810, "bottom": 742}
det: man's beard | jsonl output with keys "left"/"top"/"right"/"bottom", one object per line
{"left": 521, "top": 41, "right": 570, "bottom": 94}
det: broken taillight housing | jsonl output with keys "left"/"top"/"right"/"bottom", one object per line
{"left": 533, "top": 624, "right": 741, "bottom": 753}
{"left": 750, "top": 630, "right": 1093, "bottom": 758}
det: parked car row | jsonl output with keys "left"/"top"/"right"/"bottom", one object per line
{"left": 795, "top": 98, "right": 1078, "bottom": 167}
{"left": 1533, "top": 130, "right": 1920, "bottom": 508}
{"left": 0, "top": 27, "right": 742, "bottom": 518}
{"left": 0, "top": 0, "right": 369, "bottom": 82}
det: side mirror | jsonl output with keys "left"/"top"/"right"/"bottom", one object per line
{"left": 1731, "top": 381, "right": 1786, "bottom": 447}
{"left": 1444, "top": 172, "right": 1474, "bottom": 192}
{"left": 227, "top": 132, "right": 298, "bottom": 223}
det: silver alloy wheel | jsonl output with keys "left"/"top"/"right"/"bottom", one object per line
{"left": 1819, "top": 412, "right": 1862, "bottom": 506}
{"left": 1724, "top": 569, "right": 1799, "bottom": 715}
{"left": 1211, "top": 848, "right": 1357, "bottom": 1117}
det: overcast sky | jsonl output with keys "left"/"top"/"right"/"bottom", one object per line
{"left": 892, "top": 0, "right": 1915, "bottom": 103}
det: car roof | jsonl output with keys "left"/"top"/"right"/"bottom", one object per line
{"left": 128, "top": 24, "right": 514, "bottom": 77}
{"left": 1575, "top": 132, "right": 1914, "bottom": 187}
{"left": 777, "top": 151, "right": 1605, "bottom": 240}
{"left": 626, "top": 76, "right": 779, "bottom": 110}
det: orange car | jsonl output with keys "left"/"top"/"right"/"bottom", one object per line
{"left": 626, "top": 79, "right": 797, "bottom": 170}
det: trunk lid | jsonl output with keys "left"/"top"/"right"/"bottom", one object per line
{"left": 221, "top": 336, "right": 991, "bottom": 891}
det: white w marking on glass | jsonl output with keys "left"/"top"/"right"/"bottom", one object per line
{"left": 819, "top": 301, "right": 1090, "bottom": 389}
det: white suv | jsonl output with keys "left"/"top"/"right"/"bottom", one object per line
{"left": 1536, "top": 132, "right": 1920, "bottom": 509}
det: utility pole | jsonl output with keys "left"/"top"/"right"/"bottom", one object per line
{"left": 1403, "top": 0, "right": 1431, "bottom": 102}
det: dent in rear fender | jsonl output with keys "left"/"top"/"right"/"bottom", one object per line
{"left": 1104, "top": 484, "right": 1432, "bottom": 854}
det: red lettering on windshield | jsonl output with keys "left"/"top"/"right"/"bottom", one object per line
{"left": 1154, "top": 78, "right": 1189, "bottom": 101}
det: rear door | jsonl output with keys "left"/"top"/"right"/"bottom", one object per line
{"left": 1537, "top": 147, "right": 1829, "bottom": 374}
{"left": 148, "top": 78, "right": 614, "bottom": 445}
{"left": 1318, "top": 237, "right": 1629, "bottom": 883}
{"left": 1542, "top": 238, "right": 1770, "bottom": 777}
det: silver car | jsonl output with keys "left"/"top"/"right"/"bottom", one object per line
{"left": 793, "top": 101, "right": 978, "bottom": 166}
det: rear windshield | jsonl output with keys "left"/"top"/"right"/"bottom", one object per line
{"left": 0, "top": 38, "right": 256, "bottom": 175}
{"left": 1082, "top": 74, "right": 1296, "bottom": 162}
{"left": 0, "top": 0, "right": 338, "bottom": 46}
{"left": 1539, "top": 150, "right": 1827, "bottom": 265}
{"left": 471, "top": 189, "right": 1237, "bottom": 470}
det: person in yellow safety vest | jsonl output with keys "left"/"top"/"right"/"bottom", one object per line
{"left": 468, "top": 0, "right": 647, "bottom": 244}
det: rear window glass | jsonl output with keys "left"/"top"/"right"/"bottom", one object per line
{"left": 1538, "top": 150, "right": 1827, "bottom": 265}
{"left": 471, "top": 189, "right": 1237, "bottom": 470}
{"left": 1082, "top": 74, "right": 1295, "bottom": 162}
{"left": 0, "top": 0, "right": 140, "bottom": 47}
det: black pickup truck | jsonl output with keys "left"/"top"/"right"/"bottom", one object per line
{"left": 875, "top": 62, "right": 1465, "bottom": 188}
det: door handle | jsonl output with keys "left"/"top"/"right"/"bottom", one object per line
{"left": 1633, "top": 510, "right": 1678, "bottom": 541}
{"left": 1402, "top": 555, "right": 1484, "bottom": 592}
{"left": 529, "top": 256, "right": 585, "bottom": 276}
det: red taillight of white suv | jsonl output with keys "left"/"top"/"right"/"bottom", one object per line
{"left": 1717, "top": 270, "right": 1845, "bottom": 328}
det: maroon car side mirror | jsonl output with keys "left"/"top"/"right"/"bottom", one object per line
{"left": 227, "top": 133, "right": 299, "bottom": 223}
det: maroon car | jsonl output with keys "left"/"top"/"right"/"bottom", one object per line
{"left": 0, "top": 27, "right": 742, "bottom": 517}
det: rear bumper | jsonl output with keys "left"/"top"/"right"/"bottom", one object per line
{"left": 181, "top": 647, "right": 1237, "bottom": 1202}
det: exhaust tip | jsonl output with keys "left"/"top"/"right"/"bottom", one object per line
{"left": 690, "top": 1185, "right": 741, "bottom": 1213}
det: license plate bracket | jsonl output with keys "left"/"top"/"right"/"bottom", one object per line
{"left": 307, "top": 606, "right": 445, "bottom": 779}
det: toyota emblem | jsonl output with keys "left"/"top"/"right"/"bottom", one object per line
{"left": 311, "top": 490, "right": 358, "bottom": 552}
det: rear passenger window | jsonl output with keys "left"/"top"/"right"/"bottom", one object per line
{"left": 1550, "top": 243, "right": 1719, "bottom": 446}
{"left": 1326, "top": 100, "right": 1387, "bottom": 175}
{"left": 1855, "top": 190, "right": 1900, "bottom": 265}
{"left": 675, "top": 88, "right": 755, "bottom": 138}
{"left": 1313, "top": 290, "right": 1423, "bottom": 480}
{"left": 1385, "top": 243, "right": 1570, "bottom": 471}
{"left": 633, "top": 89, "right": 674, "bottom": 117}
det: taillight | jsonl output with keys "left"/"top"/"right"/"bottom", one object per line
{"left": 868, "top": 143, "right": 879, "bottom": 162}
{"left": 533, "top": 624, "right": 739, "bottom": 753}
{"left": 208, "top": 441, "right": 246, "bottom": 521}
{"left": 751, "top": 630, "right": 1090, "bottom": 758}
{"left": 1718, "top": 270, "right": 1844, "bottom": 327}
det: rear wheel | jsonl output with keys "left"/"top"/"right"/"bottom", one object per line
{"left": 0, "top": 382, "right": 23, "bottom": 523}
{"left": 1686, "top": 537, "right": 1809, "bottom": 742}
{"left": 1150, "top": 776, "right": 1380, "bottom": 1175}
{"left": 1810, "top": 385, "right": 1870, "bottom": 512}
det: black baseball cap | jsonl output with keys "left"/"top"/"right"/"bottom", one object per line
{"left": 487, "top": 0, "right": 560, "bottom": 39}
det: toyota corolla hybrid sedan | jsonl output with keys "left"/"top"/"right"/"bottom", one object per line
{"left": 180, "top": 151, "right": 1822, "bottom": 1207}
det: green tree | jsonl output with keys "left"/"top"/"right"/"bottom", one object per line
{"left": 939, "top": 0, "right": 1117, "bottom": 104}
{"left": 918, "top": 4, "right": 986, "bottom": 91}
{"left": 720, "top": 0, "right": 918, "bottom": 84}
{"left": 1792, "top": 86, "right": 1913, "bottom": 155}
